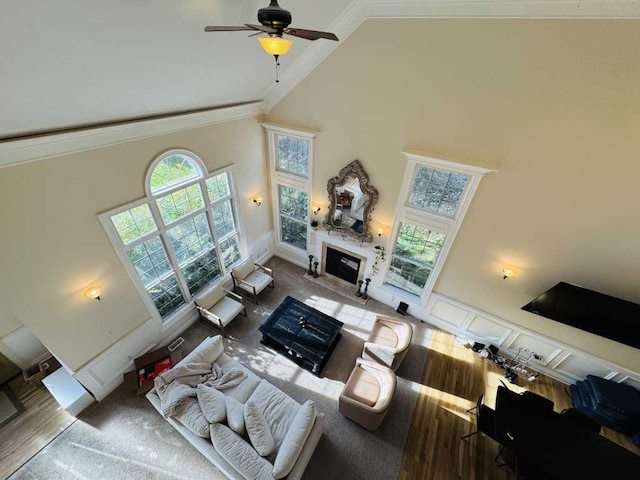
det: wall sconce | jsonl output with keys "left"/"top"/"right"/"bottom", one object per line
{"left": 83, "top": 285, "right": 101, "bottom": 301}
{"left": 253, "top": 197, "right": 263, "bottom": 207}
{"left": 312, "top": 206, "right": 321, "bottom": 215}
{"left": 502, "top": 266, "right": 517, "bottom": 280}
{"left": 377, "top": 227, "right": 384, "bottom": 238}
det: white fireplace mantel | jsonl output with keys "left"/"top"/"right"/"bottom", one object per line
{"left": 309, "top": 228, "right": 382, "bottom": 280}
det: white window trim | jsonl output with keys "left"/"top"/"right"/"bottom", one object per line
{"left": 99, "top": 151, "right": 245, "bottom": 330}
{"left": 262, "top": 123, "right": 317, "bottom": 259}
{"left": 380, "top": 151, "right": 495, "bottom": 305}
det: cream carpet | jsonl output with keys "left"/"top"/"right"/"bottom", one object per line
{"left": 11, "top": 257, "right": 431, "bottom": 479}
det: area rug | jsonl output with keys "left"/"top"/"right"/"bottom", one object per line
{"left": 11, "top": 257, "right": 431, "bottom": 480}
{"left": 0, "top": 385, "right": 25, "bottom": 427}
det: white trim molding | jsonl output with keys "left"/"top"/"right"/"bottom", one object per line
{"left": 425, "top": 292, "right": 640, "bottom": 386}
{"left": 263, "top": 0, "right": 640, "bottom": 111}
{"left": 0, "top": 102, "right": 264, "bottom": 169}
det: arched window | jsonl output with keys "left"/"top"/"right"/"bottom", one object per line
{"left": 100, "top": 150, "right": 243, "bottom": 323}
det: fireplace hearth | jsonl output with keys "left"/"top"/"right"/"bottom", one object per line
{"left": 325, "top": 247, "right": 361, "bottom": 285}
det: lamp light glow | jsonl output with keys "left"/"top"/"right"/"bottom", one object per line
{"left": 253, "top": 197, "right": 263, "bottom": 206}
{"left": 502, "top": 267, "right": 517, "bottom": 280}
{"left": 84, "top": 285, "right": 101, "bottom": 300}
{"left": 258, "top": 36, "right": 293, "bottom": 56}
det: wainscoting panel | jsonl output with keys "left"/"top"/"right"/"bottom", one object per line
{"left": 425, "top": 293, "right": 640, "bottom": 386}
{"left": 502, "top": 332, "right": 561, "bottom": 367}
{"left": 465, "top": 315, "right": 512, "bottom": 345}
{"left": 429, "top": 298, "right": 469, "bottom": 328}
{"left": 551, "top": 352, "right": 617, "bottom": 382}
{"left": 74, "top": 319, "right": 159, "bottom": 401}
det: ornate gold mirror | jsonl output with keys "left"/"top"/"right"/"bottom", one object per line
{"left": 324, "top": 160, "right": 379, "bottom": 242}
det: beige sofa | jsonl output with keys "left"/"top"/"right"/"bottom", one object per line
{"left": 147, "top": 336, "right": 324, "bottom": 480}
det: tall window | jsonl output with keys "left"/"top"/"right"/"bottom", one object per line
{"left": 100, "top": 150, "right": 243, "bottom": 324}
{"left": 383, "top": 153, "right": 492, "bottom": 302}
{"left": 263, "top": 124, "right": 315, "bottom": 259}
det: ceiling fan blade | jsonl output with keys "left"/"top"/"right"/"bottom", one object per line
{"left": 244, "top": 24, "right": 278, "bottom": 34}
{"left": 204, "top": 26, "right": 255, "bottom": 32}
{"left": 284, "top": 28, "right": 338, "bottom": 41}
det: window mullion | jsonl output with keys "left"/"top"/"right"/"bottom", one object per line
{"left": 147, "top": 196, "right": 192, "bottom": 303}
{"left": 203, "top": 181, "right": 226, "bottom": 276}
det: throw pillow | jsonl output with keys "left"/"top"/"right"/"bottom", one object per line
{"left": 174, "top": 336, "right": 224, "bottom": 368}
{"left": 272, "top": 400, "right": 318, "bottom": 478}
{"left": 226, "top": 396, "right": 246, "bottom": 435}
{"left": 173, "top": 397, "right": 210, "bottom": 438}
{"left": 197, "top": 384, "right": 227, "bottom": 424}
{"left": 210, "top": 424, "right": 274, "bottom": 480}
{"left": 244, "top": 400, "right": 275, "bottom": 457}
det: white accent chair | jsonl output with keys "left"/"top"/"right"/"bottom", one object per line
{"left": 362, "top": 315, "right": 413, "bottom": 371}
{"left": 338, "top": 358, "right": 397, "bottom": 431}
{"left": 194, "top": 283, "right": 246, "bottom": 335}
{"left": 230, "top": 258, "right": 274, "bottom": 303}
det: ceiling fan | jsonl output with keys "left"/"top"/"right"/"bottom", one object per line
{"left": 204, "top": 0, "right": 339, "bottom": 82}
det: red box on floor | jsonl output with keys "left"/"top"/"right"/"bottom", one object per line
{"left": 123, "top": 346, "right": 182, "bottom": 396}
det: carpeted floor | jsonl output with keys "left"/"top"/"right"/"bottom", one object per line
{"left": 10, "top": 257, "right": 431, "bottom": 480}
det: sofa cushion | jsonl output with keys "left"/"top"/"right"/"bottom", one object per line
{"left": 195, "top": 283, "right": 226, "bottom": 310}
{"left": 173, "top": 397, "right": 210, "bottom": 438}
{"left": 215, "top": 354, "right": 261, "bottom": 403}
{"left": 272, "top": 400, "right": 317, "bottom": 479}
{"left": 343, "top": 366, "right": 380, "bottom": 407}
{"left": 175, "top": 335, "right": 224, "bottom": 369}
{"left": 210, "top": 423, "right": 275, "bottom": 480}
{"left": 197, "top": 384, "right": 227, "bottom": 423}
{"left": 233, "top": 258, "right": 255, "bottom": 281}
{"left": 245, "top": 400, "right": 275, "bottom": 457}
{"left": 226, "top": 396, "right": 246, "bottom": 435}
{"left": 248, "top": 380, "right": 300, "bottom": 450}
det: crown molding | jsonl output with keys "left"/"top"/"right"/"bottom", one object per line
{"left": 0, "top": 102, "right": 264, "bottom": 169}
{"left": 263, "top": 0, "right": 640, "bottom": 112}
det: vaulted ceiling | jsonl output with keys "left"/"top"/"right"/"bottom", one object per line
{"left": 2, "top": 1, "right": 638, "bottom": 140}
{"left": 0, "top": 0, "right": 351, "bottom": 138}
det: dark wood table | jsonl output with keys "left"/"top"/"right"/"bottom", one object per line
{"left": 258, "top": 296, "right": 343, "bottom": 375}
{"left": 494, "top": 386, "right": 640, "bottom": 478}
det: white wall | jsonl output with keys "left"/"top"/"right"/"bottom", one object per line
{"left": 0, "top": 116, "right": 269, "bottom": 371}
{"left": 267, "top": 18, "right": 640, "bottom": 372}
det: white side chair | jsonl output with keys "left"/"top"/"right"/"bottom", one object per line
{"left": 362, "top": 315, "right": 413, "bottom": 371}
{"left": 194, "top": 283, "right": 246, "bottom": 335}
{"left": 230, "top": 258, "right": 275, "bottom": 303}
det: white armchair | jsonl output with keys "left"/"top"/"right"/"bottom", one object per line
{"left": 194, "top": 283, "right": 246, "bottom": 335}
{"left": 230, "top": 258, "right": 274, "bottom": 303}
{"left": 338, "top": 358, "right": 398, "bottom": 431}
{"left": 362, "top": 315, "right": 413, "bottom": 371}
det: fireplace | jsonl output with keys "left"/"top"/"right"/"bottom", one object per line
{"left": 325, "top": 247, "right": 361, "bottom": 285}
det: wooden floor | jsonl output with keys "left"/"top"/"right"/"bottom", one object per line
{"left": 0, "top": 370, "right": 75, "bottom": 479}
{"left": 399, "top": 328, "right": 639, "bottom": 480}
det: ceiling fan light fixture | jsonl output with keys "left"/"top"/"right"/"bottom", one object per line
{"left": 258, "top": 36, "right": 292, "bottom": 56}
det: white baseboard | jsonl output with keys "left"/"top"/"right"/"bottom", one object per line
{"left": 425, "top": 293, "right": 640, "bottom": 388}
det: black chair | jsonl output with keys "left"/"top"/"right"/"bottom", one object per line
{"left": 516, "top": 456, "right": 558, "bottom": 480}
{"left": 520, "top": 391, "right": 554, "bottom": 412}
{"left": 462, "top": 394, "right": 505, "bottom": 463}
{"left": 561, "top": 408, "right": 602, "bottom": 433}
{"left": 462, "top": 394, "right": 496, "bottom": 440}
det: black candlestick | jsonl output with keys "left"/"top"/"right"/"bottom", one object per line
{"left": 355, "top": 280, "right": 364, "bottom": 297}
{"left": 308, "top": 255, "right": 314, "bottom": 275}
{"left": 313, "top": 261, "right": 319, "bottom": 278}
{"left": 362, "top": 278, "right": 371, "bottom": 300}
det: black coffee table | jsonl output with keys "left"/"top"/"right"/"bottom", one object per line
{"left": 259, "top": 296, "right": 343, "bottom": 375}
